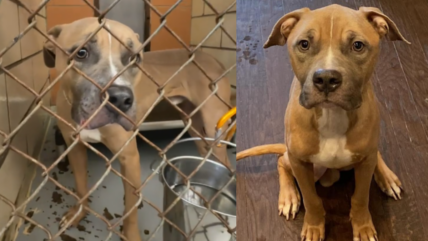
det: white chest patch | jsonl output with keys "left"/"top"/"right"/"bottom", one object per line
{"left": 310, "top": 108, "right": 353, "bottom": 169}
{"left": 79, "top": 129, "right": 102, "bottom": 143}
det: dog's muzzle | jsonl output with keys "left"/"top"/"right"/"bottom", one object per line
{"left": 298, "top": 68, "right": 361, "bottom": 110}
{"left": 72, "top": 85, "right": 137, "bottom": 131}
{"left": 312, "top": 69, "right": 343, "bottom": 95}
{"left": 105, "top": 85, "right": 134, "bottom": 114}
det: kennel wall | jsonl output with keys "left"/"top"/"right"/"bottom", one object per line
{"left": 0, "top": 0, "right": 51, "bottom": 240}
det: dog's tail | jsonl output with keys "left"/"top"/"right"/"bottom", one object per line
{"left": 237, "top": 144, "right": 286, "bottom": 160}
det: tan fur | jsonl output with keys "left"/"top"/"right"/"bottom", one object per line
{"left": 239, "top": 4, "right": 409, "bottom": 241}
{"left": 236, "top": 143, "right": 286, "bottom": 160}
{"left": 46, "top": 18, "right": 231, "bottom": 241}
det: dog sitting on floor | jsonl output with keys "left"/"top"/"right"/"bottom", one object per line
{"left": 237, "top": 4, "right": 408, "bottom": 241}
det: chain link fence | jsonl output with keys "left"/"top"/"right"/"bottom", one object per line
{"left": 0, "top": 0, "right": 236, "bottom": 240}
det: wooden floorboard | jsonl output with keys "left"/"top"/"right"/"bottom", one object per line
{"left": 236, "top": 0, "right": 428, "bottom": 240}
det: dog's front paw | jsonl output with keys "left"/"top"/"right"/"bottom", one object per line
{"left": 278, "top": 183, "right": 301, "bottom": 220}
{"left": 351, "top": 219, "right": 377, "bottom": 241}
{"left": 59, "top": 205, "right": 87, "bottom": 228}
{"left": 351, "top": 210, "right": 377, "bottom": 241}
{"left": 300, "top": 215, "right": 325, "bottom": 241}
{"left": 374, "top": 166, "right": 402, "bottom": 200}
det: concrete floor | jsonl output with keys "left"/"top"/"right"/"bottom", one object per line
{"left": 15, "top": 122, "right": 236, "bottom": 241}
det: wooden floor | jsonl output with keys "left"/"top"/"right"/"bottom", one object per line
{"left": 236, "top": 0, "right": 428, "bottom": 240}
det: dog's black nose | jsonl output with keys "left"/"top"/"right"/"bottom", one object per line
{"left": 313, "top": 69, "right": 342, "bottom": 94}
{"left": 106, "top": 86, "right": 134, "bottom": 113}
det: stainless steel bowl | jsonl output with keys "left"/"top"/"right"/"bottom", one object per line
{"left": 161, "top": 152, "right": 236, "bottom": 241}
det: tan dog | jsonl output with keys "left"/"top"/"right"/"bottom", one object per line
{"left": 237, "top": 5, "right": 409, "bottom": 241}
{"left": 43, "top": 18, "right": 231, "bottom": 240}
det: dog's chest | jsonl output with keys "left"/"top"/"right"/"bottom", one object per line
{"left": 310, "top": 108, "right": 353, "bottom": 169}
{"left": 79, "top": 129, "right": 102, "bottom": 143}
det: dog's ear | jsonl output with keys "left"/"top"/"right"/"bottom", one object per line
{"left": 43, "top": 25, "right": 63, "bottom": 68}
{"left": 263, "top": 8, "right": 310, "bottom": 48}
{"left": 359, "top": 7, "right": 410, "bottom": 44}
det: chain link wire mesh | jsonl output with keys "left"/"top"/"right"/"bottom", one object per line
{"left": 0, "top": 0, "right": 237, "bottom": 240}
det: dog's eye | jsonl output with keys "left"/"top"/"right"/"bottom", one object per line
{"left": 352, "top": 41, "right": 365, "bottom": 52}
{"left": 76, "top": 48, "right": 89, "bottom": 59}
{"left": 299, "top": 40, "right": 310, "bottom": 50}
{"left": 129, "top": 54, "right": 141, "bottom": 64}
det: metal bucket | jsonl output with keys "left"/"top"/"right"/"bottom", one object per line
{"left": 158, "top": 138, "right": 236, "bottom": 241}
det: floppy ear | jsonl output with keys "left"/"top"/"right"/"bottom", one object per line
{"left": 359, "top": 7, "right": 410, "bottom": 44}
{"left": 43, "top": 25, "right": 63, "bottom": 68}
{"left": 263, "top": 7, "right": 310, "bottom": 48}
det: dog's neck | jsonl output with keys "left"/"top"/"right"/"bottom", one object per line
{"left": 311, "top": 79, "right": 373, "bottom": 130}
{"left": 313, "top": 106, "right": 349, "bottom": 135}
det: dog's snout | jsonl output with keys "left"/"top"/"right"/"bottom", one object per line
{"left": 312, "top": 69, "right": 343, "bottom": 94}
{"left": 106, "top": 86, "right": 134, "bottom": 113}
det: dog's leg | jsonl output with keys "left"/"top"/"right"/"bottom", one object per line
{"left": 288, "top": 154, "right": 325, "bottom": 241}
{"left": 350, "top": 152, "right": 378, "bottom": 241}
{"left": 101, "top": 126, "right": 142, "bottom": 241}
{"left": 60, "top": 135, "right": 89, "bottom": 227}
{"left": 277, "top": 153, "right": 301, "bottom": 220}
{"left": 374, "top": 151, "right": 402, "bottom": 200}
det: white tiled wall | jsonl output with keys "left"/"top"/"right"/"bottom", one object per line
{"left": 0, "top": 0, "right": 50, "bottom": 239}
{"left": 191, "top": 0, "right": 236, "bottom": 105}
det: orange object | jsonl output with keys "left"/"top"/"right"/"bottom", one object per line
{"left": 215, "top": 107, "right": 236, "bottom": 146}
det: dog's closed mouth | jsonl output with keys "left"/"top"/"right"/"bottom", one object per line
{"left": 318, "top": 100, "right": 339, "bottom": 109}
{"left": 76, "top": 108, "right": 116, "bottom": 130}
{"left": 79, "top": 116, "right": 133, "bottom": 131}
{"left": 80, "top": 115, "right": 135, "bottom": 131}
{"left": 78, "top": 118, "right": 108, "bottom": 130}
{"left": 76, "top": 103, "right": 136, "bottom": 131}
{"left": 316, "top": 99, "right": 362, "bottom": 111}
{"left": 79, "top": 119, "right": 104, "bottom": 130}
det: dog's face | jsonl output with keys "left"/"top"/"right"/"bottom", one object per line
{"left": 264, "top": 5, "right": 409, "bottom": 110}
{"left": 43, "top": 18, "right": 143, "bottom": 131}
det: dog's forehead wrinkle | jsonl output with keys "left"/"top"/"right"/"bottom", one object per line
{"left": 66, "top": 33, "right": 96, "bottom": 51}
{"left": 82, "top": 33, "right": 96, "bottom": 43}
{"left": 347, "top": 31, "right": 357, "bottom": 39}
{"left": 307, "top": 29, "right": 315, "bottom": 39}
{"left": 127, "top": 39, "right": 133, "bottom": 48}
{"left": 297, "top": 29, "right": 316, "bottom": 40}
{"left": 89, "top": 34, "right": 97, "bottom": 43}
